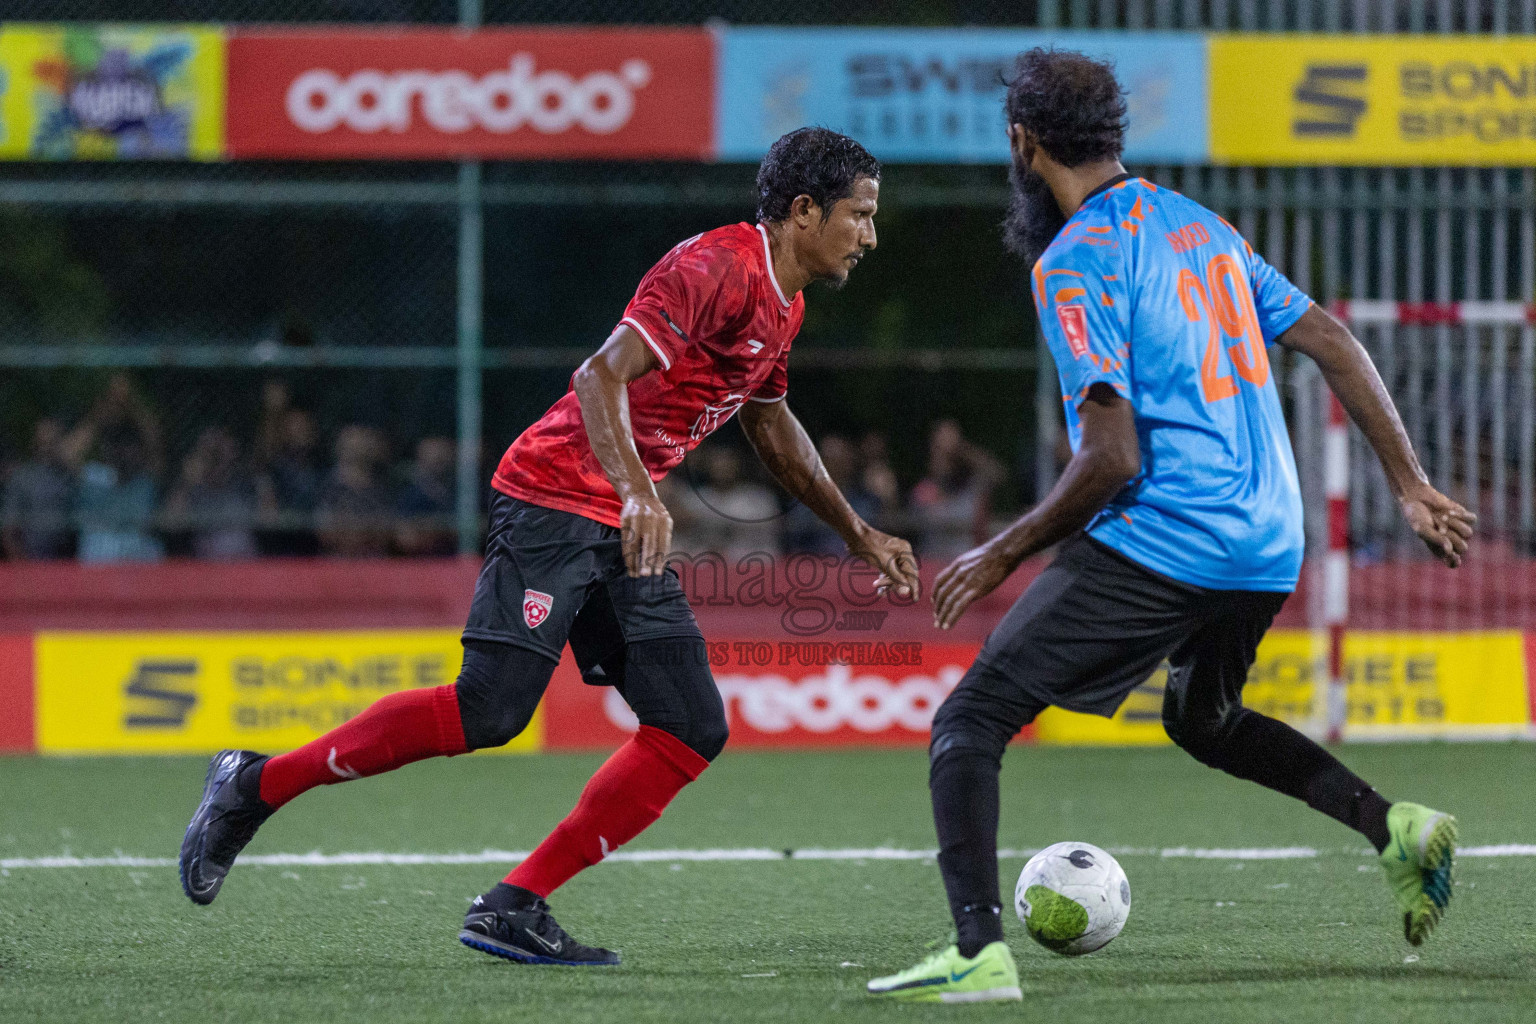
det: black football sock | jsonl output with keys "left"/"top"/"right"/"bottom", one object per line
{"left": 930, "top": 747, "right": 1006, "bottom": 957}
{"left": 955, "top": 904, "right": 1005, "bottom": 959}
{"left": 235, "top": 756, "right": 271, "bottom": 808}
{"left": 477, "top": 881, "right": 542, "bottom": 914}
{"left": 1305, "top": 765, "right": 1393, "bottom": 853}
{"left": 1193, "top": 710, "right": 1393, "bottom": 853}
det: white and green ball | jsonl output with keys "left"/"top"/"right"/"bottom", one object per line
{"left": 1014, "top": 841, "right": 1130, "bottom": 956}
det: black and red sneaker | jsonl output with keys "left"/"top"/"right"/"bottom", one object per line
{"left": 179, "top": 749, "right": 272, "bottom": 906}
{"left": 459, "top": 890, "right": 620, "bottom": 966}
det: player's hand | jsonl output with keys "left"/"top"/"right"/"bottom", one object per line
{"left": 1399, "top": 483, "right": 1475, "bottom": 568}
{"left": 620, "top": 492, "right": 673, "bottom": 578}
{"left": 932, "top": 542, "right": 1014, "bottom": 630}
{"left": 851, "top": 529, "right": 920, "bottom": 602}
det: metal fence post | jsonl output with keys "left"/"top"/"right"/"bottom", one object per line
{"left": 456, "top": 0, "right": 484, "bottom": 555}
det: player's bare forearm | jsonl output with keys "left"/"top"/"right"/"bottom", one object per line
{"left": 933, "top": 384, "right": 1137, "bottom": 629}
{"left": 572, "top": 326, "right": 670, "bottom": 575}
{"left": 739, "top": 400, "right": 920, "bottom": 598}
{"left": 1278, "top": 305, "right": 1425, "bottom": 497}
{"left": 739, "top": 399, "right": 866, "bottom": 544}
{"left": 1278, "top": 304, "right": 1474, "bottom": 566}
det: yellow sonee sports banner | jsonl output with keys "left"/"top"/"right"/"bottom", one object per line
{"left": 1034, "top": 629, "right": 1530, "bottom": 745}
{"left": 35, "top": 631, "right": 540, "bottom": 755}
{"left": 0, "top": 24, "right": 225, "bottom": 160}
{"left": 1210, "top": 35, "right": 1536, "bottom": 166}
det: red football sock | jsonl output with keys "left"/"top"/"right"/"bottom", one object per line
{"left": 259, "top": 684, "right": 467, "bottom": 809}
{"left": 506, "top": 725, "right": 709, "bottom": 897}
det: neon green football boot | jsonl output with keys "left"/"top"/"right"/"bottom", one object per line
{"left": 866, "top": 941, "right": 1022, "bottom": 1003}
{"left": 1379, "top": 802, "right": 1457, "bottom": 946}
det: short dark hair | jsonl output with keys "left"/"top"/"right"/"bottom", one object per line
{"left": 756, "top": 127, "right": 880, "bottom": 223}
{"left": 1003, "top": 48, "right": 1127, "bottom": 167}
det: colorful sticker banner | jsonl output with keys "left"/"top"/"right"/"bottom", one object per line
{"left": 716, "top": 28, "right": 1209, "bottom": 164}
{"left": 0, "top": 24, "right": 224, "bottom": 160}
{"left": 34, "top": 630, "right": 539, "bottom": 755}
{"left": 1210, "top": 35, "right": 1536, "bottom": 166}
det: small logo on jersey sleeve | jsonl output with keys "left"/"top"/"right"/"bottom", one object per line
{"left": 522, "top": 590, "right": 554, "bottom": 629}
{"left": 1057, "top": 305, "right": 1091, "bottom": 358}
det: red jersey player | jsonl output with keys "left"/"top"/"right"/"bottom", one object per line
{"left": 179, "top": 128, "right": 921, "bottom": 966}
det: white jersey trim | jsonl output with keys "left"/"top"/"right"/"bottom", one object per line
{"left": 756, "top": 222, "right": 793, "bottom": 310}
{"left": 620, "top": 316, "right": 673, "bottom": 372}
{"left": 748, "top": 393, "right": 787, "bottom": 404}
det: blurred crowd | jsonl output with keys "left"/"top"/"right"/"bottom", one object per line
{"left": 1, "top": 375, "right": 461, "bottom": 562}
{"left": 1, "top": 373, "right": 1010, "bottom": 564}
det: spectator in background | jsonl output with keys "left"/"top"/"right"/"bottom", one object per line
{"left": 256, "top": 381, "right": 323, "bottom": 556}
{"left": 690, "top": 445, "right": 781, "bottom": 561}
{"left": 908, "top": 418, "right": 1003, "bottom": 562}
{"left": 64, "top": 373, "right": 164, "bottom": 563}
{"left": 395, "top": 436, "right": 457, "bottom": 557}
{"left": 859, "top": 430, "right": 902, "bottom": 528}
{"left": 783, "top": 434, "right": 880, "bottom": 555}
{"left": 1, "top": 418, "right": 75, "bottom": 559}
{"left": 316, "top": 425, "right": 393, "bottom": 557}
{"left": 165, "top": 426, "right": 258, "bottom": 560}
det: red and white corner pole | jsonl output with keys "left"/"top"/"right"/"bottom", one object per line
{"left": 1323, "top": 390, "right": 1350, "bottom": 743}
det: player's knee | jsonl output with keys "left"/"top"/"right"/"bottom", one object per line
{"left": 684, "top": 709, "right": 730, "bottom": 763}
{"left": 1163, "top": 702, "right": 1241, "bottom": 765}
{"left": 929, "top": 694, "right": 1006, "bottom": 770}
{"left": 626, "top": 637, "right": 728, "bottom": 762}
{"left": 453, "top": 640, "right": 556, "bottom": 751}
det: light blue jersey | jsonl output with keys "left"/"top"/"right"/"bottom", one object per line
{"left": 1033, "top": 176, "right": 1311, "bottom": 592}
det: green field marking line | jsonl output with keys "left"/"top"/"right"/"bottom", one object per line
{"left": 3, "top": 844, "right": 1533, "bottom": 870}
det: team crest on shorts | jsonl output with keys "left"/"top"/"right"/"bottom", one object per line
{"left": 523, "top": 590, "right": 554, "bottom": 629}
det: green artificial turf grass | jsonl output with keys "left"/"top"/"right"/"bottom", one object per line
{"left": 3, "top": 745, "right": 1534, "bottom": 1023}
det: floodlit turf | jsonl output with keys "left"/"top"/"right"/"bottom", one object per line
{"left": 3, "top": 744, "right": 1535, "bottom": 1023}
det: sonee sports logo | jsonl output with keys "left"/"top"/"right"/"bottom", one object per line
{"left": 1292, "top": 64, "right": 1368, "bottom": 138}
{"left": 285, "top": 55, "right": 653, "bottom": 136}
{"left": 523, "top": 589, "right": 554, "bottom": 629}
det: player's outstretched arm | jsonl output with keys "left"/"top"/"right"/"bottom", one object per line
{"left": 571, "top": 326, "right": 670, "bottom": 577}
{"left": 737, "top": 398, "right": 919, "bottom": 600}
{"left": 1277, "top": 304, "right": 1474, "bottom": 568}
{"left": 932, "top": 383, "right": 1138, "bottom": 630}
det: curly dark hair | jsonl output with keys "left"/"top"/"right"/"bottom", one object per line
{"left": 756, "top": 127, "right": 881, "bottom": 223}
{"left": 1003, "top": 48, "right": 1127, "bottom": 167}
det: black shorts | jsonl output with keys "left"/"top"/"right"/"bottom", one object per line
{"left": 970, "top": 533, "right": 1288, "bottom": 719}
{"left": 463, "top": 492, "right": 704, "bottom": 678}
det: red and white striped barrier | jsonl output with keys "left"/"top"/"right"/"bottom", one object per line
{"left": 1323, "top": 393, "right": 1349, "bottom": 743}
{"left": 1330, "top": 300, "right": 1536, "bottom": 326}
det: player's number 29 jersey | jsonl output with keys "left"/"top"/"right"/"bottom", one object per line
{"left": 494, "top": 222, "right": 803, "bottom": 528}
{"left": 1034, "top": 177, "right": 1311, "bottom": 591}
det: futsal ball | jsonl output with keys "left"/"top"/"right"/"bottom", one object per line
{"left": 1014, "top": 842, "right": 1130, "bottom": 955}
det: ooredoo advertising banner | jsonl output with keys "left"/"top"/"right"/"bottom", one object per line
{"left": 715, "top": 28, "right": 1209, "bottom": 164}
{"left": 541, "top": 639, "right": 987, "bottom": 750}
{"left": 224, "top": 28, "right": 714, "bottom": 160}
{"left": 0, "top": 24, "right": 225, "bottom": 160}
{"left": 1210, "top": 35, "right": 1536, "bottom": 166}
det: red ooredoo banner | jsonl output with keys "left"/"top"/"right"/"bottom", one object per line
{"left": 226, "top": 28, "right": 714, "bottom": 160}
{"left": 541, "top": 640, "right": 1013, "bottom": 750}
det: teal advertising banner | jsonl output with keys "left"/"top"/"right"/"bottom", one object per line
{"left": 716, "top": 28, "right": 1209, "bottom": 164}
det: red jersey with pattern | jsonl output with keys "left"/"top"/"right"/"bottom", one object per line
{"left": 493, "top": 222, "right": 803, "bottom": 527}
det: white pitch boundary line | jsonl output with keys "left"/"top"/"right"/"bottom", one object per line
{"left": 4, "top": 845, "right": 1536, "bottom": 871}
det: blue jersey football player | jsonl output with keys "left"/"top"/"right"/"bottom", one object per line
{"left": 868, "top": 48, "right": 1476, "bottom": 1003}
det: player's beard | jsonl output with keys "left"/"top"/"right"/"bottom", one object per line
{"left": 1002, "top": 157, "right": 1067, "bottom": 268}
